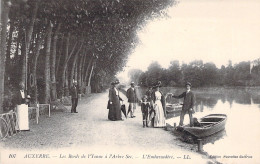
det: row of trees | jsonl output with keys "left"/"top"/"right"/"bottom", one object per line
{"left": 129, "top": 59, "right": 260, "bottom": 87}
{"left": 0, "top": 0, "right": 175, "bottom": 113}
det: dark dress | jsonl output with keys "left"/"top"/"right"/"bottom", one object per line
{"left": 108, "top": 87, "right": 122, "bottom": 121}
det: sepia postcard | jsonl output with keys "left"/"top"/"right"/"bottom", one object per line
{"left": 1, "top": 0, "right": 260, "bottom": 164}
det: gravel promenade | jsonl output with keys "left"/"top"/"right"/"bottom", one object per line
{"left": 0, "top": 91, "right": 214, "bottom": 164}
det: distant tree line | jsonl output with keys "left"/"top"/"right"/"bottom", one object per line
{"left": 129, "top": 59, "right": 260, "bottom": 87}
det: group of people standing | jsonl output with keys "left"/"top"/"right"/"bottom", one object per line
{"left": 107, "top": 80, "right": 196, "bottom": 128}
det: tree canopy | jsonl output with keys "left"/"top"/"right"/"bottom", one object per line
{"left": 0, "top": 0, "right": 176, "bottom": 113}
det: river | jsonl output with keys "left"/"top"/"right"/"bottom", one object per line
{"left": 136, "top": 86, "right": 260, "bottom": 164}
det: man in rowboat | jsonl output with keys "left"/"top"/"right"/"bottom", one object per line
{"left": 168, "top": 82, "right": 195, "bottom": 127}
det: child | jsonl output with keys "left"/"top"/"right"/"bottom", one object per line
{"left": 141, "top": 95, "right": 151, "bottom": 128}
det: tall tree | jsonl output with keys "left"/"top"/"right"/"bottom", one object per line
{"left": 50, "top": 23, "right": 61, "bottom": 101}
{"left": 21, "top": 0, "right": 39, "bottom": 89}
{"left": 31, "top": 33, "right": 45, "bottom": 103}
{"left": 43, "top": 21, "right": 53, "bottom": 103}
{"left": 0, "top": 0, "right": 11, "bottom": 113}
{"left": 69, "top": 41, "right": 83, "bottom": 88}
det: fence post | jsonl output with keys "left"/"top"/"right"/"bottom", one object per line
{"left": 36, "top": 103, "right": 39, "bottom": 124}
{"left": 197, "top": 139, "right": 203, "bottom": 152}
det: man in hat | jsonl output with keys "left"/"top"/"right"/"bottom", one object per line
{"left": 169, "top": 82, "right": 195, "bottom": 127}
{"left": 126, "top": 82, "right": 138, "bottom": 118}
{"left": 70, "top": 80, "right": 79, "bottom": 113}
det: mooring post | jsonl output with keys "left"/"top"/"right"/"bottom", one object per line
{"left": 197, "top": 139, "right": 203, "bottom": 152}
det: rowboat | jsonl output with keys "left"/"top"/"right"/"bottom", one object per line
{"left": 165, "top": 94, "right": 183, "bottom": 114}
{"left": 183, "top": 114, "right": 227, "bottom": 138}
{"left": 166, "top": 103, "right": 182, "bottom": 113}
{"left": 165, "top": 103, "right": 182, "bottom": 119}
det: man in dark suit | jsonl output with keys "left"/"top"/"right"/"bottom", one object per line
{"left": 170, "top": 82, "right": 195, "bottom": 127}
{"left": 70, "top": 80, "right": 79, "bottom": 113}
{"left": 126, "top": 82, "right": 138, "bottom": 118}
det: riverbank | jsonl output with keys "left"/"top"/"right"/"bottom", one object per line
{"left": 1, "top": 91, "right": 216, "bottom": 164}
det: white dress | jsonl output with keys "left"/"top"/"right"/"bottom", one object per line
{"left": 16, "top": 90, "right": 29, "bottom": 130}
{"left": 153, "top": 91, "right": 166, "bottom": 127}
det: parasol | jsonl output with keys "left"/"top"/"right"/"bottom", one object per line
{"left": 121, "top": 104, "right": 127, "bottom": 118}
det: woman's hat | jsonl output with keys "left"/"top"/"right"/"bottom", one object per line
{"left": 111, "top": 80, "right": 120, "bottom": 85}
{"left": 152, "top": 81, "right": 162, "bottom": 89}
{"left": 185, "top": 82, "right": 192, "bottom": 87}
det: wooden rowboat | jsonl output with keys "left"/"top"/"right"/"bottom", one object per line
{"left": 165, "top": 103, "right": 183, "bottom": 119}
{"left": 183, "top": 114, "right": 227, "bottom": 138}
{"left": 165, "top": 94, "right": 182, "bottom": 114}
{"left": 166, "top": 103, "right": 182, "bottom": 113}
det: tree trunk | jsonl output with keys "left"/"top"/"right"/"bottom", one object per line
{"left": 84, "top": 56, "right": 94, "bottom": 82}
{"left": 69, "top": 42, "right": 83, "bottom": 88}
{"left": 55, "top": 34, "right": 64, "bottom": 78}
{"left": 20, "top": 32, "right": 26, "bottom": 81}
{"left": 5, "top": 20, "right": 14, "bottom": 79}
{"left": 82, "top": 56, "right": 94, "bottom": 94}
{"left": 88, "top": 61, "right": 95, "bottom": 87}
{"left": 70, "top": 55, "right": 78, "bottom": 88}
{"left": 80, "top": 53, "right": 87, "bottom": 92}
{"left": 61, "top": 33, "right": 77, "bottom": 97}
{"left": 0, "top": 1, "right": 10, "bottom": 114}
{"left": 65, "top": 69, "right": 69, "bottom": 96}
{"left": 21, "top": 0, "right": 39, "bottom": 90}
{"left": 15, "top": 24, "right": 22, "bottom": 59}
{"left": 50, "top": 23, "right": 61, "bottom": 101}
{"left": 61, "top": 33, "right": 70, "bottom": 97}
{"left": 43, "top": 22, "right": 53, "bottom": 103}
{"left": 77, "top": 50, "right": 87, "bottom": 93}
{"left": 32, "top": 33, "right": 45, "bottom": 103}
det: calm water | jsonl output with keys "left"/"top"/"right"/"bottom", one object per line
{"left": 136, "top": 87, "right": 260, "bottom": 164}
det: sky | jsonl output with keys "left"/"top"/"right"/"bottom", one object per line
{"left": 117, "top": 0, "right": 260, "bottom": 83}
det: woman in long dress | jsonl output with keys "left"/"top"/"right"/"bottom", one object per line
{"left": 108, "top": 81, "right": 123, "bottom": 121}
{"left": 151, "top": 82, "right": 166, "bottom": 127}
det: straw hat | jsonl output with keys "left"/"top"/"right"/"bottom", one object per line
{"left": 111, "top": 80, "right": 120, "bottom": 85}
{"left": 185, "top": 82, "right": 192, "bottom": 87}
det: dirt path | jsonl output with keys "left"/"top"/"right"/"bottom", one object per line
{"left": 0, "top": 91, "right": 214, "bottom": 164}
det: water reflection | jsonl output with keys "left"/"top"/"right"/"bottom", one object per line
{"left": 202, "top": 129, "right": 227, "bottom": 145}
{"left": 137, "top": 87, "right": 260, "bottom": 163}
{"left": 137, "top": 87, "right": 260, "bottom": 109}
